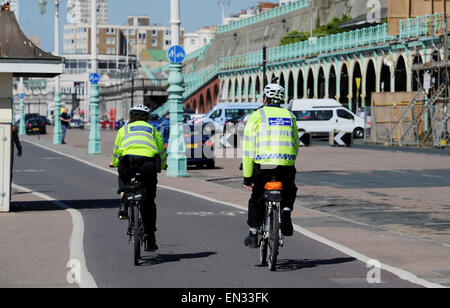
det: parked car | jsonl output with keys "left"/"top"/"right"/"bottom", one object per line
{"left": 148, "top": 114, "right": 162, "bottom": 130}
{"left": 115, "top": 119, "right": 126, "bottom": 130}
{"left": 199, "top": 102, "right": 263, "bottom": 134}
{"left": 289, "top": 99, "right": 365, "bottom": 139}
{"left": 70, "top": 119, "right": 84, "bottom": 129}
{"left": 184, "top": 113, "right": 205, "bottom": 125}
{"left": 25, "top": 117, "right": 46, "bottom": 135}
{"left": 159, "top": 124, "right": 215, "bottom": 169}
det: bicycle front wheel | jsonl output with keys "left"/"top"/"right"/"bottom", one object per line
{"left": 267, "top": 206, "right": 279, "bottom": 271}
{"left": 133, "top": 205, "right": 141, "bottom": 266}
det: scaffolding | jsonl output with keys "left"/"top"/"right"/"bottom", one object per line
{"left": 388, "top": 14, "right": 450, "bottom": 148}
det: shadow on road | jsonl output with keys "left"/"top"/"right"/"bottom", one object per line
{"left": 139, "top": 251, "right": 217, "bottom": 266}
{"left": 10, "top": 198, "right": 120, "bottom": 212}
{"left": 267, "top": 257, "right": 357, "bottom": 272}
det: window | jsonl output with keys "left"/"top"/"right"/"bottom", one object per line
{"left": 225, "top": 109, "right": 254, "bottom": 119}
{"left": 152, "top": 30, "right": 157, "bottom": 36}
{"left": 337, "top": 109, "right": 354, "bottom": 120}
{"left": 152, "top": 39, "right": 157, "bottom": 46}
{"left": 293, "top": 111, "right": 313, "bottom": 121}
{"left": 210, "top": 109, "right": 222, "bottom": 119}
{"left": 165, "top": 40, "right": 171, "bottom": 46}
{"left": 293, "top": 110, "right": 333, "bottom": 121}
{"left": 313, "top": 110, "right": 333, "bottom": 121}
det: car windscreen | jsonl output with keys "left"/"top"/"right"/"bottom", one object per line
{"left": 225, "top": 109, "right": 255, "bottom": 119}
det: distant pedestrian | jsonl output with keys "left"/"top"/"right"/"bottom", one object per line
{"left": 10, "top": 124, "right": 22, "bottom": 197}
{"left": 60, "top": 108, "right": 71, "bottom": 144}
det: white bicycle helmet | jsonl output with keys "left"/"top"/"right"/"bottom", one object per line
{"left": 130, "top": 104, "right": 150, "bottom": 114}
{"left": 264, "top": 83, "right": 285, "bottom": 103}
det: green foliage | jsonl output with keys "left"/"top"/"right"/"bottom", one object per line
{"left": 280, "top": 15, "right": 351, "bottom": 46}
{"left": 280, "top": 31, "right": 309, "bottom": 46}
{"left": 313, "top": 15, "right": 351, "bottom": 37}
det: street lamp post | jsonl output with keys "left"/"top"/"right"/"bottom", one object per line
{"left": 38, "top": 0, "right": 62, "bottom": 143}
{"left": 88, "top": 0, "right": 101, "bottom": 154}
{"left": 18, "top": 77, "right": 25, "bottom": 135}
{"left": 166, "top": 0, "right": 188, "bottom": 177}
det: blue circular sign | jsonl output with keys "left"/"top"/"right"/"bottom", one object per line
{"left": 168, "top": 45, "right": 186, "bottom": 64}
{"left": 18, "top": 93, "right": 25, "bottom": 99}
{"left": 89, "top": 73, "right": 101, "bottom": 85}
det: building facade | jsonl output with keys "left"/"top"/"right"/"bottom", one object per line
{"left": 184, "top": 26, "right": 217, "bottom": 54}
{"left": 63, "top": 16, "right": 184, "bottom": 58}
{"left": 67, "top": 0, "right": 108, "bottom": 24}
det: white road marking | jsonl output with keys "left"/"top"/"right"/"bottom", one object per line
{"left": 12, "top": 183, "right": 97, "bottom": 289}
{"left": 22, "top": 139, "right": 446, "bottom": 288}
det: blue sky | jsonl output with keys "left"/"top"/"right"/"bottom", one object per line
{"left": 19, "top": 0, "right": 261, "bottom": 53}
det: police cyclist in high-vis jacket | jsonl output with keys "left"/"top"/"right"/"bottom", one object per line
{"left": 242, "top": 83, "right": 300, "bottom": 248}
{"left": 112, "top": 104, "right": 167, "bottom": 251}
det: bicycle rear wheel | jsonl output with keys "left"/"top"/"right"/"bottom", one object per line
{"left": 267, "top": 206, "right": 279, "bottom": 271}
{"left": 133, "top": 205, "right": 141, "bottom": 266}
{"left": 259, "top": 236, "right": 268, "bottom": 266}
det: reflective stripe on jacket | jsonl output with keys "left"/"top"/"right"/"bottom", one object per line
{"left": 242, "top": 106, "right": 300, "bottom": 178}
{"left": 112, "top": 121, "right": 167, "bottom": 170}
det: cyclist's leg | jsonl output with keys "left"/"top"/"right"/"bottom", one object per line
{"left": 117, "top": 156, "right": 134, "bottom": 218}
{"left": 140, "top": 160, "right": 158, "bottom": 250}
{"left": 279, "top": 166, "right": 297, "bottom": 236}
{"left": 245, "top": 165, "right": 268, "bottom": 248}
{"left": 247, "top": 167, "right": 267, "bottom": 230}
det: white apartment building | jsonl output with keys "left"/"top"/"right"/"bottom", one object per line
{"left": 63, "top": 16, "right": 183, "bottom": 57}
{"left": 67, "top": 0, "right": 108, "bottom": 24}
{"left": 184, "top": 26, "right": 217, "bottom": 54}
{"left": 279, "top": 0, "right": 295, "bottom": 5}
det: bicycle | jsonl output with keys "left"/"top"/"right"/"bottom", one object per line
{"left": 259, "top": 179, "right": 284, "bottom": 271}
{"left": 118, "top": 172, "right": 147, "bottom": 266}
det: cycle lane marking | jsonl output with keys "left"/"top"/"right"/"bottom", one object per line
{"left": 12, "top": 183, "right": 98, "bottom": 289}
{"left": 22, "top": 139, "right": 446, "bottom": 288}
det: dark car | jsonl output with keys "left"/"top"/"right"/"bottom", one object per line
{"left": 159, "top": 124, "right": 215, "bottom": 169}
{"left": 148, "top": 114, "right": 162, "bottom": 130}
{"left": 25, "top": 117, "right": 46, "bottom": 135}
{"left": 115, "top": 119, "right": 125, "bottom": 130}
{"left": 70, "top": 119, "right": 84, "bottom": 129}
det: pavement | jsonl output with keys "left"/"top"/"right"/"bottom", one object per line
{"left": 1, "top": 127, "right": 449, "bottom": 288}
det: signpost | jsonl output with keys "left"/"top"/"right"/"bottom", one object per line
{"left": 167, "top": 0, "right": 188, "bottom": 177}
{"left": 168, "top": 45, "right": 186, "bottom": 64}
{"left": 89, "top": 72, "right": 100, "bottom": 85}
{"left": 330, "top": 131, "right": 353, "bottom": 147}
{"left": 88, "top": 72, "right": 101, "bottom": 154}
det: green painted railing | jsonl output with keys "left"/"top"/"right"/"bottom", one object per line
{"left": 152, "top": 101, "right": 170, "bottom": 117}
{"left": 152, "top": 13, "right": 446, "bottom": 110}
{"left": 217, "top": 0, "right": 310, "bottom": 34}
{"left": 400, "top": 13, "right": 446, "bottom": 39}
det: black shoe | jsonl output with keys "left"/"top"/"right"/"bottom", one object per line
{"left": 281, "top": 210, "right": 294, "bottom": 236}
{"left": 145, "top": 233, "right": 159, "bottom": 252}
{"left": 244, "top": 232, "right": 258, "bottom": 249}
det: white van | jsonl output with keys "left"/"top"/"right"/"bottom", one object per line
{"left": 200, "top": 102, "right": 264, "bottom": 132}
{"left": 289, "top": 99, "right": 365, "bottom": 138}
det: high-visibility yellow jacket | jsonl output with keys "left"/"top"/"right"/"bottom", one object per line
{"left": 112, "top": 120, "right": 167, "bottom": 169}
{"left": 242, "top": 106, "right": 300, "bottom": 179}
